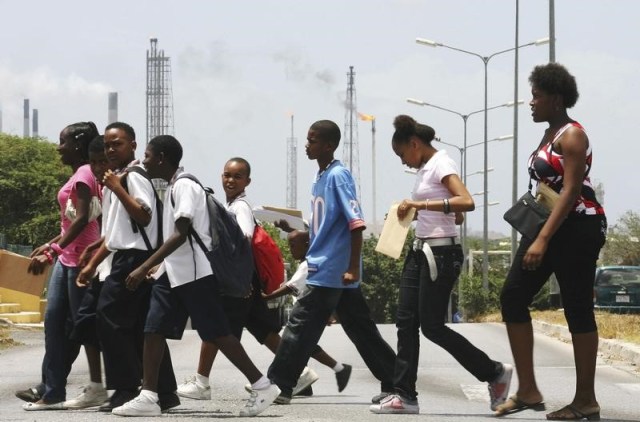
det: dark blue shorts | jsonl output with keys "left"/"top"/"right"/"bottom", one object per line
{"left": 145, "top": 273, "right": 231, "bottom": 341}
{"left": 219, "top": 278, "right": 282, "bottom": 343}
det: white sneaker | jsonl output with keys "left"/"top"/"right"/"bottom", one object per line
{"left": 63, "top": 384, "right": 109, "bottom": 409}
{"left": 177, "top": 376, "right": 211, "bottom": 400}
{"left": 369, "top": 394, "right": 419, "bottom": 414}
{"left": 239, "top": 384, "right": 280, "bottom": 417}
{"left": 488, "top": 363, "right": 513, "bottom": 411}
{"left": 112, "top": 394, "right": 161, "bottom": 416}
{"left": 292, "top": 367, "right": 319, "bottom": 396}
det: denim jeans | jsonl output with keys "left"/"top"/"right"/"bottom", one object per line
{"left": 41, "top": 261, "right": 84, "bottom": 402}
{"left": 393, "top": 246, "right": 499, "bottom": 402}
{"left": 269, "top": 285, "right": 396, "bottom": 395}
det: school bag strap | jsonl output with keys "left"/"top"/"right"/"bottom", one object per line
{"left": 121, "top": 166, "right": 163, "bottom": 251}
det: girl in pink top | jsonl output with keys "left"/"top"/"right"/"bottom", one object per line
{"left": 19, "top": 122, "right": 103, "bottom": 410}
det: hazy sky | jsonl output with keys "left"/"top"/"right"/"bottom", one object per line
{"left": 1, "top": 0, "right": 638, "bottom": 237}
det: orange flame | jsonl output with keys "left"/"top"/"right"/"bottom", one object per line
{"left": 358, "top": 112, "right": 375, "bottom": 121}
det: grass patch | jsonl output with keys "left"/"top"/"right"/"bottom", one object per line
{"left": 480, "top": 310, "right": 640, "bottom": 345}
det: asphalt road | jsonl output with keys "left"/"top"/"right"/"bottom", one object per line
{"left": 1, "top": 323, "right": 639, "bottom": 421}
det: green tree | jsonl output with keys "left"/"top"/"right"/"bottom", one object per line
{"left": 0, "top": 134, "right": 68, "bottom": 246}
{"left": 600, "top": 211, "right": 640, "bottom": 265}
{"left": 360, "top": 233, "right": 411, "bottom": 323}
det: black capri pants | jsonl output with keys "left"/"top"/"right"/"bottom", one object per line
{"left": 501, "top": 214, "right": 606, "bottom": 334}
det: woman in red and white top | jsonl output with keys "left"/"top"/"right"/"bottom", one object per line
{"left": 497, "top": 63, "right": 606, "bottom": 420}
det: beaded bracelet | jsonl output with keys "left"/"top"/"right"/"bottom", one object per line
{"left": 42, "top": 250, "right": 54, "bottom": 265}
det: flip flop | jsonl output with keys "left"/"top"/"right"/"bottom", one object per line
{"left": 546, "top": 404, "right": 601, "bottom": 421}
{"left": 22, "top": 401, "right": 66, "bottom": 411}
{"left": 495, "top": 395, "right": 545, "bottom": 416}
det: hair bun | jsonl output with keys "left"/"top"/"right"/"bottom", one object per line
{"left": 393, "top": 114, "right": 416, "bottom": 130}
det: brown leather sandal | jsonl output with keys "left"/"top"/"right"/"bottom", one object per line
{"left": 495, "top": 395, "right": 546, "bottom": 416}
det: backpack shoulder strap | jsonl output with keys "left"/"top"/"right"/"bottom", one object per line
{"left": 121, "top": 166, "right": 163, "bottom": 250}
{"left": 170, "top": 172, "right": 209, "bottom": 255}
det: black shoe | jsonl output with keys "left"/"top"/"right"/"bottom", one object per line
{"left": 15, "top": 387, "right": 42, "bottom": 403}
{"left": 336, "top": 364, "right": 352, "bottom": 393}
{"left": 295, "top": 386, "right": 313, "bottom": 397}
{"left": 98, "top": 389, "right": 138, "bottom": 412}
{"left": 159, "top": 391, "right": 180, "bottom": 412}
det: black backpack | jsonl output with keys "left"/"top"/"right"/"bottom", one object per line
{"left": 170, "top": 173, "right": 253, "bottom": 297}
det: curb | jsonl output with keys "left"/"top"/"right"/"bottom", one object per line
{"left": 532, "top": 320, "right": 640, "bottom": 367}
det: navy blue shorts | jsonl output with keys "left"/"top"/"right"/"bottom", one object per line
{"left": 219, "top": 278, "right": 282, "bottom": 343}
{"left": 145, "top": 273, "right": 232, "bottom": 341}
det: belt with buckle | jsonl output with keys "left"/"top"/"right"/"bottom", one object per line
{"left": 412, "top": 237, "right": 459, "bottom": 282}
{"left": 413, "top": 237, "right": 459, "bottom": 249}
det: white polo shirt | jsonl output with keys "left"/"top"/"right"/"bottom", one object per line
{"left": 226, "top": 194, "right": 255, "bottom": 238}
{"left": 412, "top": 149, "right": 458, "bottom": 239}
{"left": 286, "top": 261, "right": 309, "bottom": 300}
{"left": 103, "top": 164, "right": 160, "bottom": 251}
{"left": 162, "top": 174, "right": 213, "bottom": 288}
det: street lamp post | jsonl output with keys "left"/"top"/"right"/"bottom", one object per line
{"left": 416, "top": 36, "right": 549, "bottom": 289}
{"left": 358, "top": 113, "right": 377, "bottom": 234}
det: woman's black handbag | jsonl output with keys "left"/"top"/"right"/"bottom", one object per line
{"left": 504, "top": 190, "right": 551, "bottom": 240}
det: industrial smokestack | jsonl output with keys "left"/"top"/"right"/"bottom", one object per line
{"left": 32, "top": 109, "right": 39, "bottom": 138}
{"left": 23, "top": 99, "right": 30, "bottom": 138}
{"left": 108, "top": 92, "right": 118, "bottom": 124}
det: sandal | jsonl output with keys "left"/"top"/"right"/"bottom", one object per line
{"left": 546, "top": 404, "right": 600, "bottom": 421}
{"left": 495, "top": 395, "right": 545, "bottom": 416}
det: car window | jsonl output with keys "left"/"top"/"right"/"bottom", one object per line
{"left": 597, "top": 268, "right": 640, "bottom": 286}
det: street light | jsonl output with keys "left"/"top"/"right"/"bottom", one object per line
{"left": 434, "top": 134, "right": 512, "bottom": 244}
{"left": 416, "top": 36, "right": 549, "bottom": 289}
{"left": 406, "top": 98, "right": 522, "bottom": 187}
{"left": 467, "top": 168, "right": 494, "bottom": 177}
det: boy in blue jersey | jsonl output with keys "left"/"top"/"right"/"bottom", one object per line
{"left": 267, "top": 120, "right": 396, "bottom": 404}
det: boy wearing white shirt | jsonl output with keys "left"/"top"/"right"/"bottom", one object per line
{"left": 77, "top": 122, "right": 178, "bottom": 412}
{"left": 113, "top": 136, "right": 279, "bottom": 417}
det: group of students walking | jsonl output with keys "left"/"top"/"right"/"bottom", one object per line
{"left": 16, "top": 62, "right": 606, "bottom": 420}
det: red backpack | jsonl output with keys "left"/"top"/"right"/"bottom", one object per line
{"left": 251, "top": 224, "right": 286, "bottom": 294}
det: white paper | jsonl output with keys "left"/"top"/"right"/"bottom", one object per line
{"left": 253, "top": 207, "right": 307, "bottom": 231}
{"left": 375, "top": 203, "right": 415, "bottom": 259}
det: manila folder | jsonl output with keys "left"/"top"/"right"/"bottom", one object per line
{"left": 375, "top": 203, "right": 415, "bottom": 259}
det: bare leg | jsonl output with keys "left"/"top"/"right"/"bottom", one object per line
{"left": 141, "top": 333, "right": 166, "bottom": 393}
{"left": 214, "top": 336, "right": 262, "bottom": 383}
{"left": 311, "top": 347, "right": 337, "bottom": 369}
{"left": 570, "top": 331, "right": 599, "bottom": 408}
{"left": 84, "top": 344, "right": 102, "bottom": 384}
{"left": 196, "top": 341, "right": 219, "bottom": 377}
{"left": 505, "top": 322, "right": 543, "bottom": 404}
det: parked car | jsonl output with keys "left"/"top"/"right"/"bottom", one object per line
{"left": 593, "top": 266, "right": 640, "bottom": 313}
